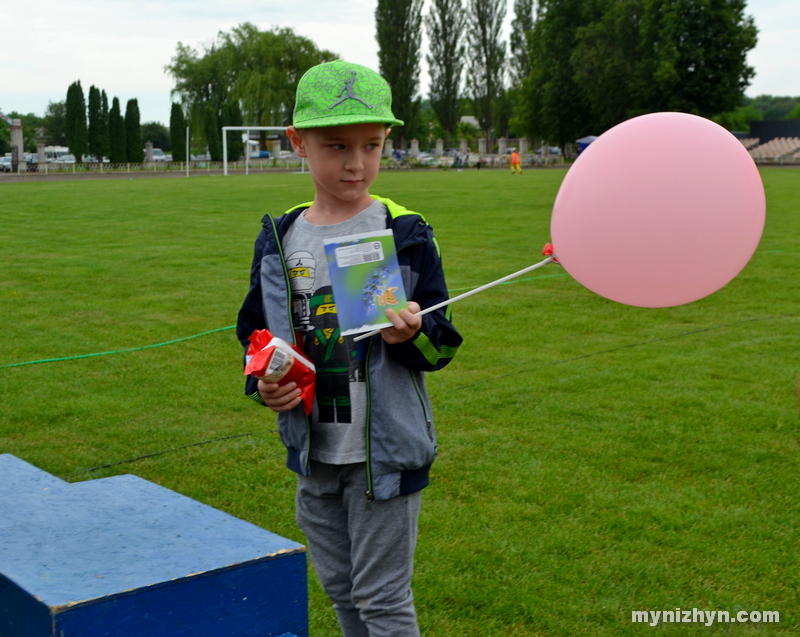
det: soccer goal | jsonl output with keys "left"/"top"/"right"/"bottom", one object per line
{"left": 222, "top": 126, "right": 305, "bottom": 176}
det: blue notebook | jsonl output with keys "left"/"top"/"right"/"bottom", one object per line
{"left": 323, "top": 229, "right": 409, "bottom": 336}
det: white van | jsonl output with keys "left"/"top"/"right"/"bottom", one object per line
{"left": 43, "top": 146, "right": 72, "bottom": 162}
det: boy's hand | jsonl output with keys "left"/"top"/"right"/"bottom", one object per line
{"left": 258, "top": 379, "right": 302, "bottom": 412}
{"left": 382, "top": 301, "right": 422, "bottom": 344}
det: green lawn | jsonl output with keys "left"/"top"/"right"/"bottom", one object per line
{"left": 1, "top": 167, "right": 798, "bottom": 635}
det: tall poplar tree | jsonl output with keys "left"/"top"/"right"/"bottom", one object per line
{"left": 124, "top": 98, "right": 143, "bottom": 163}
{"left": 87, "top": 85, "right": 109, "bottom": 161}
{"left": 426, "top": 0, "right": 466, "bottom": 148}
{"left": 108, "top": 97, "right": 127, "bottom": 163}
{"left": 465, "top": 0, "right": 507, "bottom": 143}
{"left": 65, "top": 81, "right": 88, "bottom": 162}
{"left": 375, "top": 0, "right": 423, "bottom": 147}
{"left": 510, "top": 0, "right": 536, "bottom": 85}
{"left": 169, "top": 103, "right": 187, "bottom": 162}
{"left": 100, "top": 91, "right": 110, "bottom": 159}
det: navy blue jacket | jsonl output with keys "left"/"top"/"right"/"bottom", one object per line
{"left": 237, "top": 196, "right": 462, "bottom": 500}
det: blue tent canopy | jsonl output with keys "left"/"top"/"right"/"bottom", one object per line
{"left": 576, "top": 136, "right": 598, "bottom": 153}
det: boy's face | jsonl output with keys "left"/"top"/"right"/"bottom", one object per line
{"left": 288, "top": 123, "right": 389, "bottom": 209}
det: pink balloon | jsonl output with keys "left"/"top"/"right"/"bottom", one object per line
{"left": 550, "top": 112, "right": 766, "bottom": 307}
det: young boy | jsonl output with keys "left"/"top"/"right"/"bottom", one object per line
{"left": 236, "top": 60, "right": 462, "bottom": 637}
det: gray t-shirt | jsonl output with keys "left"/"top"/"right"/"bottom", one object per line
{"left": 282, "top": 199, "right": 388, "bottom": 464}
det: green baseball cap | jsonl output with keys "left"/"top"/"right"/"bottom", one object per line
{"left": 293, "top": 60, "right": 404, "bottom": 129}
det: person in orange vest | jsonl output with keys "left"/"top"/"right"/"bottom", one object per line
{"left": 510, "top": 149, "right": 522, "bottom": 174}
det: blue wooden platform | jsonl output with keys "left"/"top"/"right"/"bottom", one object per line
{"left": 0, "top": 454, "right": 307, "bottom": 637}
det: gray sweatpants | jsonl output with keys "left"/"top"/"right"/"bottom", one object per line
{"left": 296, "top": 461, "right": 422, "bottom": 637}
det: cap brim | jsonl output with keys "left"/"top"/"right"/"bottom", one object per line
{"left": 294, "top": 114, "right": 404, "bottom": 129}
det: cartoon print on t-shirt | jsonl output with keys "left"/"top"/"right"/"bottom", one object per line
{"left": 287, "top": 251, "right": 366, "bottom": 424}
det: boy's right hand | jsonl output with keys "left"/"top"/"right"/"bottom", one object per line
{"left": 258, "top": 379, "right": 303, "bottom": 412}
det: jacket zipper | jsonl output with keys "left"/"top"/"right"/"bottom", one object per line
{"left": 361, "top": 226, "right": 429, "bottom": 501}
{"left": 268, "top": 214, "right": 312, "bottom": 475}
{"left": 410, "top": 371, "right": 433, "bottom": 440}
{"left": 364, "top": 337, "right": 375, "bottom": 502}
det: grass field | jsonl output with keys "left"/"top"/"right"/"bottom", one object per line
{"left": 1, "top": 167, "right": 798, "bottom": 635}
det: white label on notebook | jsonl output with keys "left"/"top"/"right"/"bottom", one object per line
{"left": 334, "top": 241, "right": 385, "bottom": 268}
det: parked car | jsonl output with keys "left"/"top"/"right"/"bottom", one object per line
{"left": 0, "top": 156, "right": 13, "bottom": 172}
{"left": 414, "top": 152, "right": 439, "bottom": 166}
{"left": 55, "top": 154, "right": 76, "bottom": 164}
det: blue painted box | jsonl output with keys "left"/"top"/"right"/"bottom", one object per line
{"left": 0, "top": 454, "right": 307, "bottom": 637}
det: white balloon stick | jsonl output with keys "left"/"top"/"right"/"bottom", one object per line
{"left": 353, "top": 256, "right": 555, "bottom": 342}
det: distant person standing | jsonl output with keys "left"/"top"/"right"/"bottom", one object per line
{"left": 510, "top": 149, "right": 522, "bottom": 174}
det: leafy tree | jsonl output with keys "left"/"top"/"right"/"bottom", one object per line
{"left": 166, "top": 23, "right": 335, "bottom": 153}
{"left": 108, "top": 97, "right": 127, "bottom": 163}
{"left": 786, "top": 104, "right": 800, "bottom": 120}
{"left": 456, "top": 118, "right": 481, "bottom": 148}
{"left": 42, "top": 101, "right": 67, "bottom": 146}
{"left": 569, "top": 0, "right": 639, "bottom": 132}
{"left": 205, "top": 103, "right": 222, "bottom": 161}
{"left": 221, "top": 24, "right": 337, "bottom": 128}
{"left": 0, "top": 109, "right": 43, "bottom": 154}
{"left": 141, "top": 122, "right": 170, "bottom": 151}
{"left": 465, "top": 0, "right": 507, "bottom": 142}
{"left": 509, "top": 0, "right": 535, "bottom": 85}
{"left": 713, "top": 104, "right": 762, "bottom": 131}
{"left": 634, "top": 0, "right": 757, "bottom": 118}
{"left": 517, "top": 0, "right": 594, "bottom": 148}
{"left": 376, "top": 0, "right": 424, "bottom": 148}
{"left": 425, "top": 0, "right": 466, "bottom": 148}
{"left": 65, "top": 81, "right": 89, "bottom": 162}
{"left": 169, "top": 103, "right": 187, "bottom": 161}
{"left": 124, "top": 99, "right": 143, "bottom": 163}
{"left": 493, "top": 88, "right": 515, "bottom": 138}
{"left": 745, "top": 94, "right": 800, "bottom": 120}
{"left": 520, "top": 0, "right": 758, "bottom": 147}
{"left": 0, "top": 111, "right": 7, "bottom": 155}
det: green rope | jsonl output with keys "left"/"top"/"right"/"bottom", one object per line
{"left": 1, "top": 272, "right": 567, "bottom": 370}
{"left": 0, "top": 325, "right": 236, "bottom": 370}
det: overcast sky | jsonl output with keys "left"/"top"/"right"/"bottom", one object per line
{"left": 1, "top": 0, "right": 797, "bottom": 125}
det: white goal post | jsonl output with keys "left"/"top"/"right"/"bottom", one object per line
{"left": 222, "top": 126, "right": 295, "bottom": 176}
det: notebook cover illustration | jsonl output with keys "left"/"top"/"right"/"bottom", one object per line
{"left": 323, "top": 229, "right": 409, "bottom": 336}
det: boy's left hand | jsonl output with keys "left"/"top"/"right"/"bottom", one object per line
{"left": 382, "top": 301, "right": 422, "bottom": 344}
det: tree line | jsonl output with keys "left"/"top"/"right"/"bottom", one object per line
{"left": 377, "top": 0, "right": 762, "bottom": 151}
{"left": 163, "top": 0, "right": 769, "bottom": 157}
{"left": 62, "top": 81, "right": 147, "bottom": 163}
{"left": 1, "top": 1, "right": 789, "bottom": 161}
{"left": 0, "top": 86, "right": 177, "bottom": 163}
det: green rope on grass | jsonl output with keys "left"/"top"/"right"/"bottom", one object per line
{"left": 0, "top": 325, "right": 236, "bottom": 370}
{"left": 1, "top": 273, "right": 565, "bottom": 370}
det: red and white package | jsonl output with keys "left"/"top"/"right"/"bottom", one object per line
{"left": 244, "top": 329, "right": 316, "bottom": 415}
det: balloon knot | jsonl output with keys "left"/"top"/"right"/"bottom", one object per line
{"left": 543, "top": 243, "right": 559, "bottom": 263}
